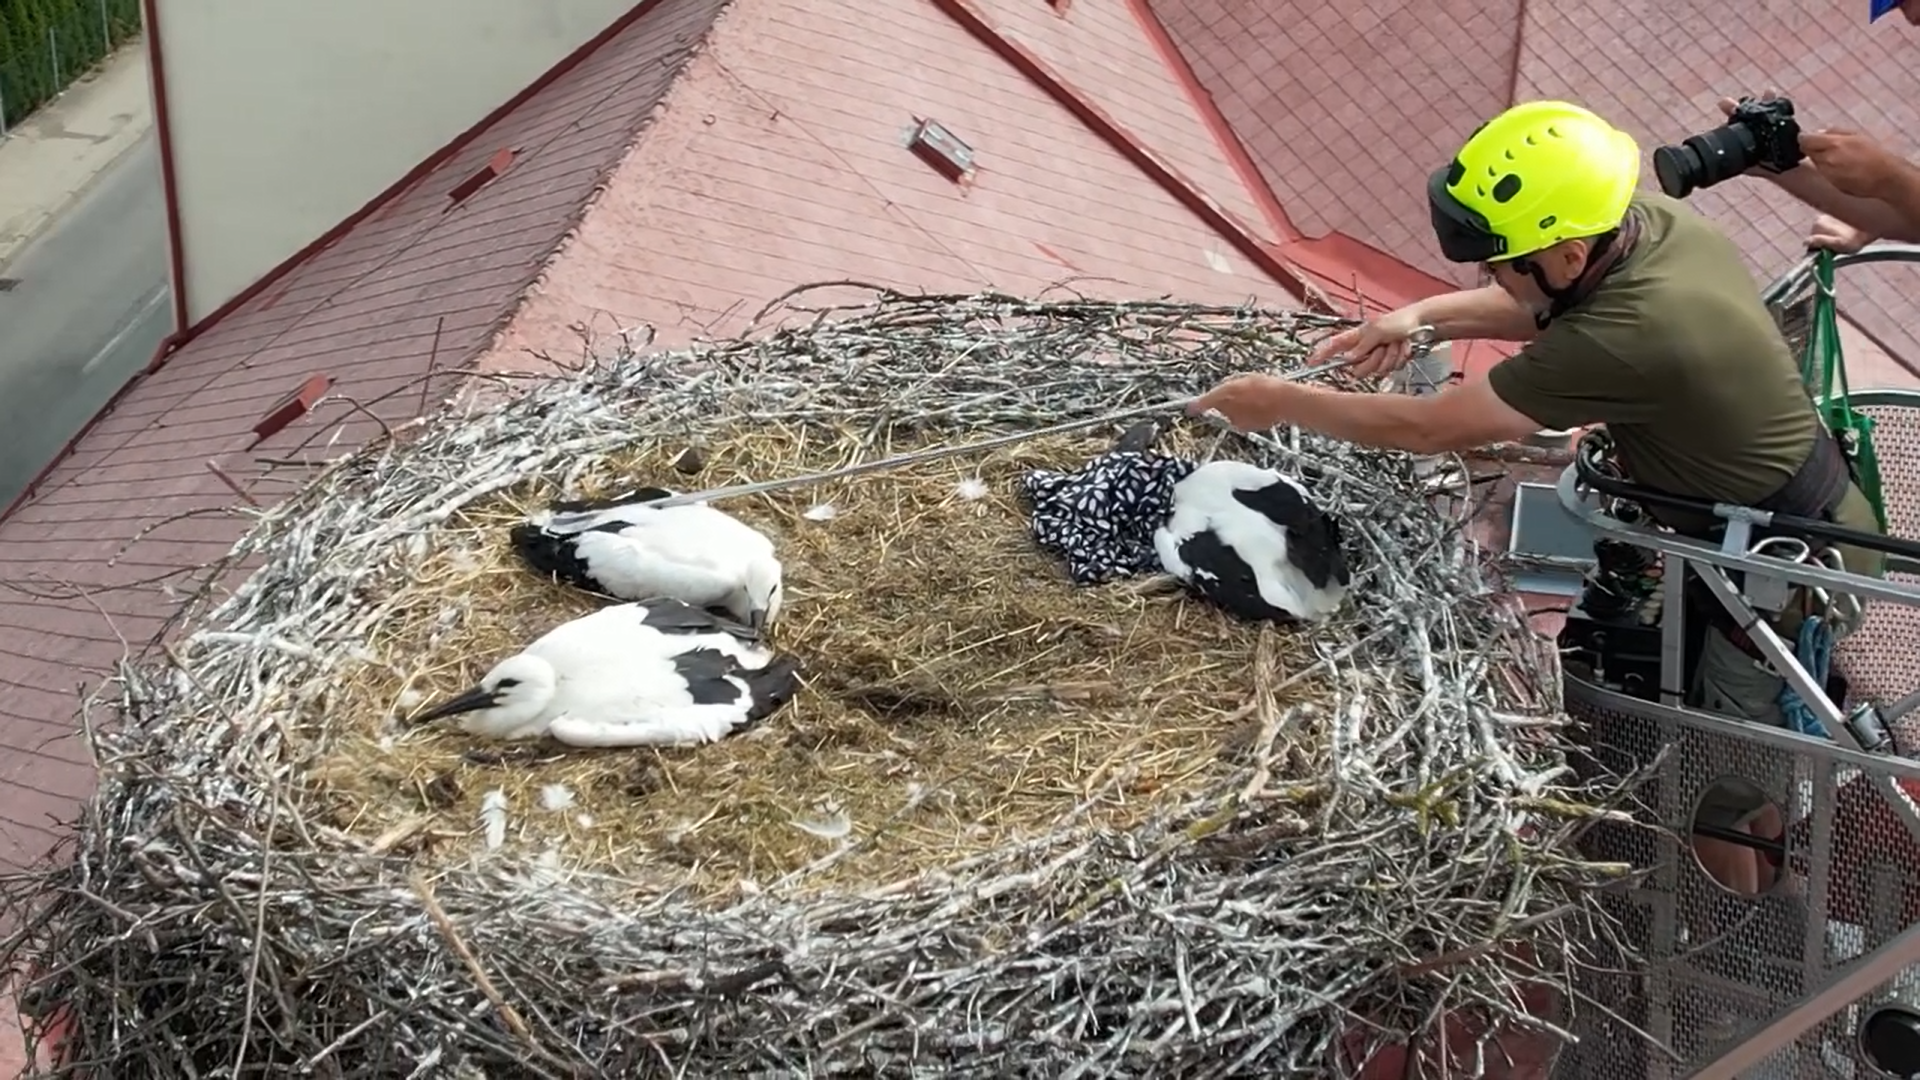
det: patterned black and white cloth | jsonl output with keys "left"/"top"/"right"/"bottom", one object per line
{"left": 1020, "top": 451, "right": 1198, "bottom": 584}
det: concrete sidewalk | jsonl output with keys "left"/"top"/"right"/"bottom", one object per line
{"left": 0, "top": 39, "right": 153, "bottom": 271}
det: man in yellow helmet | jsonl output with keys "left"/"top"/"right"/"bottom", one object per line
{"left": 1191, "top": 100, "right": 1886, "bottom": 891}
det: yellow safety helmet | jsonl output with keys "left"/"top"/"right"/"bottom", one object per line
{"left": 1427, "top": 101, "right": 1641, "bottom": 264}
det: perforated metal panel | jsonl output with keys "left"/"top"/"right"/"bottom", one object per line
{"left": 1835, "top": 400, "right": 1920, "bottom": 728}
{"left": 1556, "top": 679, "right": 1920, "bottom": 1078}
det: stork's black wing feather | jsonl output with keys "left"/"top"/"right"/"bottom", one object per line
{"left": 1230, "top": 481, "right": 1349, "bottom": 590}
{"left": 636, "top": 597, "right": 762, "bottom": 643}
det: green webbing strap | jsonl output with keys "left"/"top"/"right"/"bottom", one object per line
{"left": 1804, "top": 249, "right": 1889, "bottom": 531}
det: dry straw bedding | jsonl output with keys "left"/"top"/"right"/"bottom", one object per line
{"left": 0, "top": 288, "right": 1636, "bottom": 1078}
{"left": 318, "top": 425, "right": 1289, "bottom": 898}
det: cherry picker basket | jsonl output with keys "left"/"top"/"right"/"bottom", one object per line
{"left": 1548, "top": 243, "right": 1920, "bottom": 1079}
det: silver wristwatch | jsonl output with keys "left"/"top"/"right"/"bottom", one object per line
{"left": 1408, "top": 324, "right": 1441, "bottom": 357}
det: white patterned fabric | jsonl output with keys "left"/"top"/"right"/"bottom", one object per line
{"left": 1019, "top": 451, "right": 1196, "bottom": 584}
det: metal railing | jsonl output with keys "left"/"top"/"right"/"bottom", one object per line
{"left": 1549, "top": 242, "right": 1920, "bottom": 1078}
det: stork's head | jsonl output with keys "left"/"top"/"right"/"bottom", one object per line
{"left": 730, "top": 553, "right": 785, "bottom": 634}
{"left": 409, "top": 653, "right": 558, "bottom": 739}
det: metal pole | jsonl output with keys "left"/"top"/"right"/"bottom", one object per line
{"left": 101, "top": 0, "right": 111, "bottom": 54}
{"left": 638, "top": 358, "right": 1356, "bottom": 509}
{"left": 47, "top": 27, "right": 58, "bottom": 90}
{"left": 1685, "top": 917, "right": 1920, "bottom": 1078}
{"left": 0, "top": 80, "right": 9, "bottom": 141}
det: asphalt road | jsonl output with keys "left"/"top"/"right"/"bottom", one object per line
{"left": 0, "top": 132, "right": 170, "bottom": 509}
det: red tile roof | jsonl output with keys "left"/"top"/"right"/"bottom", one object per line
{"left": 489, "top": 0, "right": 1311, "bottom": 364}
{"left": 0, "top": 0, "right": 731, "bottom": 864}
{"left": 1148, "top": 0, "right": 1516, "bottom": 293}
{"left": 1150, "top": 0, "right": 1920, "bottom": 376}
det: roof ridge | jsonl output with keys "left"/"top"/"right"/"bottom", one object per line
{"left": 462, "top": 4, "right": 738, "bottom": 376}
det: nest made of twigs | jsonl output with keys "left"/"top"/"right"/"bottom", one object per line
{"left": 1, "top": 287, "right": 1639, "bottom": 1079}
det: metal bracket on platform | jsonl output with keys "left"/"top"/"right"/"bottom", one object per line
{"left": 1557, "top": 466, "right": 1920, "bottom": 608}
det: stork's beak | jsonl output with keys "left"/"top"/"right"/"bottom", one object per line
{"left": 409, "top": 685, "right": 498, "bottom": 726}
{"left": 746, "top": 607, "right": 769, "bottom": 635}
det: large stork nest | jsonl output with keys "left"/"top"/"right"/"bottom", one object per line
{"left": 0, "top": 287, "right": 1636, "bottom": 1078}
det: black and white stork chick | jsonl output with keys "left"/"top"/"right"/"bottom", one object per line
{"left": 1152, "top": 460, "right": 1351, "bottom": 624}
{"left": 407, "top": 599, "right": 801, "bottom": 747}
{"left": 509, "top": 486, "right": 785, "bottom": 633}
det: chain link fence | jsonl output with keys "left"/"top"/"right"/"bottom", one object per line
{"left": 0, "top": 0, "right": 143, "bottom": 136}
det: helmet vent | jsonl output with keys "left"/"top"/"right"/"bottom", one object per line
{"left": 1539, "top": 215, "right": 1557, "bottom": 229}
{"left": 1492, "top": 174, "right": 1522, "bottom": 203}
{"left": 1447, "top": 160, "right": 1465, "bottom": 185}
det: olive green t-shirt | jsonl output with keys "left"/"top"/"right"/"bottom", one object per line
{"left": 1487, "top": 192, "right": 1816, "bottom": 505}
{"left": 1485, "top": 193, "right": 1884, "bottom": 572}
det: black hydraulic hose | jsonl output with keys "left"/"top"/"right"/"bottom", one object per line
{"left": 1691, "top": 820, "right": 1788, "bottom": 859}
{"left": 1573, "top": 439, "right": 1920, "bottom": 562}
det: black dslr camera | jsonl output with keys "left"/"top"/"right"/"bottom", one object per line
{"left": 1653, "top": 95, "right": 1804, "bottom": 199}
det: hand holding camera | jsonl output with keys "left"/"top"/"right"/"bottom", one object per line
{"left": 1657, "top": 91, "right": 1910, "bottom": 203}
{"left": 1653, "top": 92, "right": 1805, "bottom": 198}
{"left": 1798, "top": 129, "right": 1909, "bottom": 199}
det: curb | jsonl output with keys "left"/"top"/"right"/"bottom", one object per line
{"left": 0, "top": 122, "right": 154, "bottom": 276}
{"left": 0, "top": 39, "right": 154, "bottom": 275}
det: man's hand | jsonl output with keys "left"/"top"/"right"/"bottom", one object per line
{"left": 1799, "top": 130, "right": 1908, "bottom": 198}
{"left": 1714, "top": 91, "right": 1787, "bottom": 177}
{"left": 1807, "top": 213, "right": 1876, "bottom": 253}
{"left": 1306, "top": 307, "right": 1423, "bottom": 378}
{"left": 1187, "top": 373, "right": 1299, "bottom": 434}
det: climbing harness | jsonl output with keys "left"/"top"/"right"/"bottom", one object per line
{"left": 1803, "top": 248, "right": 1890, "bottom": 530}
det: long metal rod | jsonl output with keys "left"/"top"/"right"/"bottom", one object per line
{"left": 1690, "top": 564, "right": 1920, "bottom": 848}
{"left": 1685, "top": 918, "right": 1920, "bottom": 1078}
{"left": 1660, "top": 557, "right": 1688, "bottom": 705}
{"left": 1692, "top": 567, "right": 1849, "bottom": 743}
{"left": 1882, "top": 682, "right": 1920, "bottom": 725}
{"left": 641, "top": 358, "right": 1353, "bottom": 509}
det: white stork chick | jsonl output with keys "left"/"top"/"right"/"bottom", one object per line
{"left": 406, "top": 599, "right": 801, "bottom": 748}
{"left": 1152, "top": 460, "right": 1350, "bottom": 624}
{"left": 509, "top": 486, "right": 784, "bottom": 632}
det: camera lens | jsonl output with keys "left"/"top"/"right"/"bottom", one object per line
{"left": 1652, "top": 145, "right": 1701, "bottom": 199}
{"left": 1652, "top": 124, "right": 1761, "bottom": 199}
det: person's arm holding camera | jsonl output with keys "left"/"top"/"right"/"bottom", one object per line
{"left": 1707, "top": 95, "right": 1920, "bottom": 244}
{"left": 1758, "top": 158, "right": 1919, "bottom": 242}
{"left": 1798, "top": 128, "right": 1920, "bottom": 242}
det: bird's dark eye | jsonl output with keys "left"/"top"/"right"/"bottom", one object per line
{"left": 496, "top": 678, "right": 521, "bottom": 689}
